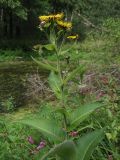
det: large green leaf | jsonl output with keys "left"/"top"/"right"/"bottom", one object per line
{"left": 48, "top": 71, "right": 62, "bottom": 99}
{"left": 68, "top": 102, "right": 103, "bottom": 130}
{"left": 61, "top": 47, "right": 73, "bottom": 55}
{"left": 20, "top": 119, "right": 65, "bottom": 142}
{"left": 63, "top": 65, "right": 86, "bottom": 85}
{"left": 32, "top": 57, "right": 58, "bottom": 72}
{"left": 43, "top": 44, "right": 55, "bottom": 51}
{"left": 76, "top": 129, "right": 105, "bottom": 160}
{"left": 41, "top": 140, "right": 77, "bottom": 160}
{"left": 52, "top": 107, "right": 68, "bottom": 116}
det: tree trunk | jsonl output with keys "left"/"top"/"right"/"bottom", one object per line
{"left": 0, "top": 8, "right": 4, "bottom": 38}
{"left": 9, "top": 10, "right": 13, "bottom": 38}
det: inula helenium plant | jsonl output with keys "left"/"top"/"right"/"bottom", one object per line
{"left": 20, "top": 13, "right": 105, "bottom": 160}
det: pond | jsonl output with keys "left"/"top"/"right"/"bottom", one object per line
{"left": 0, "top": 61, "right": 48, "bottom": 112}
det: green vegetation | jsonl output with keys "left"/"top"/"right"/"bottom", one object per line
{"left": 0, "top": 0, "right": 120, "bottom": 160}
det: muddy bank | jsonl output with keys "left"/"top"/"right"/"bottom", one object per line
{"left": 0, "top": 61, "right": 48, "bottom": 112}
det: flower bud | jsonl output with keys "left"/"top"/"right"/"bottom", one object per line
{"left": 27, "top": 136, "right": 34, "bottom": 144}
{"left": 69, "top": 131, "right": 78, "bottom": 137}
{"left": 36, "top": 141, "right": 46, "bottom": 150}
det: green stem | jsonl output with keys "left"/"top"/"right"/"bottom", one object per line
{"left": 55, "top": 41, "right": 68, "bottom": 130}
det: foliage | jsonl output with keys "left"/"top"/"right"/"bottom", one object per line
{"left": 0, "top": 0, "right": 27, "bottom": 19}
{"left": 0, "top": 117, "right": 30, "bottom": 159}
{"left": 19, "top": 102, "right": 105, "bottom": 160}
{"left": 0, "top": 49, "right": 36, "bottom": 61}
{"left": 0, "top": 97, "right": 15, "bottom": 112}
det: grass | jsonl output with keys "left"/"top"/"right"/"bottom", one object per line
{"left": 0, "top": 49, "right": 38, "bottom": 62}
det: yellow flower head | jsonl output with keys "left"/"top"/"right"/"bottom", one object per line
{"left": 67, "top": 34, "right": 79, "bottom": 39}
{"left": 39, "top": 13, "right": 64, "bottom": 22}
{"left": 56, "top": 20, "right": 72, "bottom": 29}
{"left": 54, "top": 13, "right": 64, "bottom": 20}
{"left": 39, "top": 15, "right": 52, "bottom": 22}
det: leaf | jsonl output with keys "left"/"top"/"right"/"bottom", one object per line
{"left": 57, "top": 29, "right": 64, "bottom": 37}
{"left": 68, "top": 102, "right": 103, "bottom": 130}
{"left": 43, "top": 44, "right": 55, "bottom": 51}
{"left": 14, "top": 7, "right": 27, "bottom": 20}
{"left": 33, "top": 44, "right": 43, "bottom": 55}
{"left": 48, "top": 71, "right": 62, "bottom": 99}
{"left": 52, "top": 107, "right": 68, "bottom": 116}
{"left": 76, "top": 129, "right": 105, "bottom": 160}
{"left": 8, "top": 135, "right": 18, "bottom": 142}
{"left": 60, "top": 43, "right": 76, "bottom": 56}
{"left": 33, "top": 44, "right": 42, "bottom": 50}
{"left": 44, "top": 22, "right": 51, "bottom": 28}
{"left": 32, "top": 57, "right": 58, "bottom": 72}
{"left": 63, "top": 65, "right": 86, "bottom": 85}
{"left": 41, "top": 140, "right": 77, "bottom": 160}
{"left": 20, "top": 119, "right": 65, "bottom": 142}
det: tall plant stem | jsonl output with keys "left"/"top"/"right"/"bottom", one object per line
{"left": 56, "top": 45, "right": 67, "bottom": 130}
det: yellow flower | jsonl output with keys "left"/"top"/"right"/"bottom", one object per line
{"left": 39, "top": 15, "right": 52, "bottom": 22}
{"left": 39, "top": 13, "right": 64, "bottom": 22}
{"left": 54, "top": 13, "right": 64, "bottom": 20}
{"left": 67, "top": 34, "right": 78, "bottom": 39}
{"left": 56, "top": 20, "right": 72, "bottom": 29}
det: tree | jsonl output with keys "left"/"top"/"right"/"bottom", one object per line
{"left": 0, "top": 0, "right": 51, "bottom": 38}
{"left": 0, "top": 0, "right": 27, "bottom": 38}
